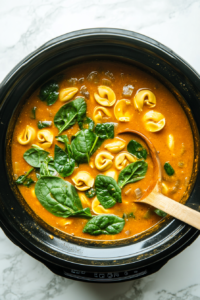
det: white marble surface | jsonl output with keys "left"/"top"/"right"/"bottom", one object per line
{"left": 0, "top": 0, "right": 200, "bottom": 299}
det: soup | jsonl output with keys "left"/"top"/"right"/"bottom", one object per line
{"left": 11, "top": 61, "right": 194, "bottom": 240}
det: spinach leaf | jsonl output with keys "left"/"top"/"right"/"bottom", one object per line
{"left": 164, "top": 162, "right": 175, "bottom": 176}
{"left": 127, "top": 140, "right": 147, "bottom": 159}
{"left": 54, "top": 145, "right": 75, "bottom": 177}
{"left": 118, "top": 161, "right": 148, "bottom": 189}
{"left": 154, "top": 209, "right": 167, "bottom": 218}
{"left": 71, "top": 129, "right": 96, "bottom": 164}
{"left": 37, "top": 121, "right": 52, "bottom": 129}
{"left": 56, "top": 135, "right": 72, "bottom": 157}
{"left": 95, "top": 175, "right": 122, "bottom": 209}
{"left": 90, "top": 123, "right": 115, "bottom": 155}
{"left": 40, "top": 157, "right": 57, "bottom": 176}
{"left": 83, "top": 214, "right": 125, "bottom": 235}
{"left": 56, "top": 134, "right": 70, "bottom": 146}
{"left": 23, "top": 178, "right": 34, "bottom": 187}
{"left": 31, "top": 107, "right": 37, "bottom": 119}
{"left": 89, "top": 135, "right": 102, "bottom": 155}
{"left": 54, "top": 98, "right": 86, "bottom": 134}
{"left": 94, "top": 122, "right": 114, "bottom": 139}
{"left": 23, "top": 146, "right": 49, "bottom": 168}
{"left": 85, "top": 188, "right": 96, "bottom": 198}
{"left": 81, "top": 117, "right": 94, "bottom": 131}
{"left": 39, "top": 80, "right": 59, "bottom": 106}
{"left": 15, "top": 168, "right": 34, "bottom": 186}
{"left": 35, "top": 176, "right": 92, "bottom": 218}
{"left": 123, "top": 212, "right": 135, "bottom": 219}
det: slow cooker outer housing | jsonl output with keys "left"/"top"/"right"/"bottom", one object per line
{"left": 0, "top": 29, "right": 200, "bottom": 283}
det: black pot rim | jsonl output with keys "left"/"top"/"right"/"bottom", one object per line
{"left": 0, "top": 28, "right": 200, "bottom": 278}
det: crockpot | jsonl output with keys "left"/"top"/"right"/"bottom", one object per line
{"left": 0, "top": 28, "right": 200, "bottom": 283}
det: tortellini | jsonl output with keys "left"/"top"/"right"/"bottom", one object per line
{"left": 161, "top": 182, "right": 169, "bottom": 195}
{"left": 104, "top": 169, "right": 118, "bottom": 181}
{"left": 143, "top": 110, "right": 165, "bottom": 132}
{"left": 115, "top": 152, "right": 137, "bottom": 170}
{"left": 92, "top": 197, "right": 109, "bottom": 215}
{"left": 95, "top": 151, "right": 114, "bottom": 171}
{"left": 78, "top": 192, "right": 91, "bottom": 206}
{"left": 17, "top": 125, "right": 36, "bottom": 145}
{"left": 94, "top": 86, "right": 116, "bottom": 107}
{"left": 72, "top": 171, "right": 94, "bottom": 191}
{"left": 37, "top": 129, "right": 54, "bottom": 148}
{"left": 134, "top": 90, "right": 156, "bottom": 112}
{"left": 167, "top": 134, "right": 174, "bottom": 151}
{"left": 104, "top": 140, "right": 126, "bottom": 153}
{"left": 93, "top": 106, "right": 112, "bottom": 123}
{"left": 59, "top": 87, "right": 78, "bottom": 102}
{"left": 114, "top": 99, "right": 133, "bottom": 122}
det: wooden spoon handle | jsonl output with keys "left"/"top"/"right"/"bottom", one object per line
{"left": 141, "top": 193, "right": 200, "bottom": 230}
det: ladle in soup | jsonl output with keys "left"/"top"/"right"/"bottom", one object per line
{"left": 119, "top": 129, "right": 200, "bottom": 230}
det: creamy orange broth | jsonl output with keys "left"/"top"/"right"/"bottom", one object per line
{"left": 11, "top": 61, "right": 194, "bottom": 240}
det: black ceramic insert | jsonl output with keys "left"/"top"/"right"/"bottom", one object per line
{"left": 0, "top": 29, "right": 200, "bottom": 283}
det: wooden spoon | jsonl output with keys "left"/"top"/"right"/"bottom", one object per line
{"left": 119, "top": 129, "right": 200, "bottom": 230}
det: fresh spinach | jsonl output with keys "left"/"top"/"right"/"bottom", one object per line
{"left": 23, "top": 146, "right": 49, "bottom": 168}
{"left": 85, "top": 188, "right": 96, "bottom": 198}
{"left": 56, "top": 135, "right": 72, "bottom": 157}
{"left": 154, "top": 209, "right": 167, "bottom": 218}
{"left": 81, "top": 117, "right": 94, "bottom": 131}
{"left": 123, "top": 212, "right": 135, "bottom": 219}
{"left": 39, "top": 80, "right": 59, "bottom": 106}
{"left": 15, "top": 168, "right": 34, "bottom": 187}
{"left": 40, "top": 157, "right": 57, "bottom": 177}
{"left": 31, "top": 107, "right": 37, "bottom": 119}
{"left": 71, "top": 129, "right": 96, "bottom": 164}
{"left": 83, "top": 214, "right": 125, "bottom": 235}
{"left": 95, "top": 175, "right": 122, "bottom": 209}
{"left": 90, "top": 122, "right": 115, "bottom": 155}
{"left": 37, "top": 121, "right": 52, "bottom": 129}
{"left": 56, "top": 135, "right": 70, "bottom": 146}
{"left": 118, "top": 161, "right": 148, "bottom": 189}
{"left": 164, "top": 162, "right": 175, "bottom": 176}
{"left": 54, "top": 97, "right": 86, "bottom": 134}
{"left": 54, "top": 145, "right": 75, "bottom": 177}
{"left": 127, "top": 140, "right": 147, "bottom": 160}
{"left": 36, "top": 173, "right": 40, "bottom": 179}
{"left": 23, "top": 178, "right": 35, "bottom": 187}
{"left": 35, "top": 176, "right": 92, "bottom": 218}
{"left": 94, "top": 122, "right": 114, "bottom": 139}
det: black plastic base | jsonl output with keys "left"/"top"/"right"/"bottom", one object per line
{"left": 1, "top": 220, "right": 198, "bottom": 283}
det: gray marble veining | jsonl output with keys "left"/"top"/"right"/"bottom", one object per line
{"left": 0, "top": 0, "right": 200, "bottom": 299}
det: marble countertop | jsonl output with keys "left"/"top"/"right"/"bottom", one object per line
{"left": 1, "top": 0, "right": 200, "bottom": 299}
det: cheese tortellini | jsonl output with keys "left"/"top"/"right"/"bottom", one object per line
{"left": 59, "top": 87, "right": 78, "bottom": 102}
{"left": 17, "top": 125, "right": 36, "bottom": 145}
{"left": 114, "top": 99, "right": 133, "bottom": 122}
{"left": 72, "top": 171, "right": 94, "bottom": 191}
{"left": 104, "top": 140, "right": 126, "bottom": 153}
{"left": 134, "top": 90, "right": 156, "bottom": 112}
{"left": 93, "top": 106, "right": 111, "bottom": 123}
{"left": 161, "top": 182, "right": 169, "bottom": 195}
{"left": 37, "top": 129, "right": 54, "bottom": 148}
{"left": 92, "top": 197, "right": 109, "bottom": 215}
{"left": 95, "top": 151, "right": 114, "bottom": 171}
{"left": 167, "top": 134, "right": 174, "bottom": 151}
{"left": 143, "top": 110, "right": 165, "bottom": 132}
{"left": 115, "top": 152, "right": 137, "bottom": 170}
{"left": 104, "top": 169, "right": 118, "bottom": 181}
{"left": 94, "top": 86, "right": 116, "bottom": 107}
{"left": 78, "top": 192, "right": 91, "bottom": 206}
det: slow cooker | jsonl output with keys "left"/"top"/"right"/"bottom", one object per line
{"left": 0, "top": 28, "right": 200, "bottom": 283}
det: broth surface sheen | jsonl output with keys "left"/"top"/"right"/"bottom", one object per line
{"left": 11, "top": 61, "right": 194, "bottom": 241}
